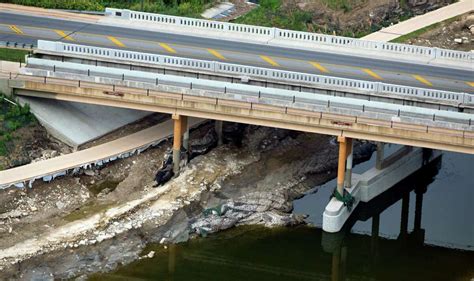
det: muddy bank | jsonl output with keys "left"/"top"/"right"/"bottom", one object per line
{"left": 0, "top": 122, "right": 374, "bottom": 279}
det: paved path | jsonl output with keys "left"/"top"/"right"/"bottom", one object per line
{"left": 363, "top": 0, "right": 474, "bottom": 42}
{"left": 0, "top": 118, "right": 202, "bottom": 188}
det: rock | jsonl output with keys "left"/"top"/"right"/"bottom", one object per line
{"left": 84, "top": 170, "right": 95, "bottom": 177}
{"left": 0, "top": 210, "right": 23, "bottom": 219}
{"left": 147, "top": 251, "right": 155, "bottom": 258}
{"left": 55, "top": 201, "right": 65, "bottom": 210}
{"left": 454, "top": 38, "right": 463, "bottom": 44}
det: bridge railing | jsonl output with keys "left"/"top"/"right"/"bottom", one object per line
{"left": 104, "top": 8, "right": 472, "bottom": 65}
{"left": 22, "top": 58, "right": 474, "bottom": 131}
{"left": 36, "top": 41, "right": 474, "bottom": 107}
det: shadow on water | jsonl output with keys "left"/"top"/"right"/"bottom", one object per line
{"left": 90, "top": 153, "right": 474, "bottom": 281}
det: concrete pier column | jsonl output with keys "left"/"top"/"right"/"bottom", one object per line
{"left": 337, "top": 136, "right": 348, "bottom": 196}
{"left": 215, "top": 120, "right": 223, "bottom": 145}
{"left": 172, "top": 114, "right": 183, "bottom": 174}
{"left": 344, "top": 138, "right": 353, "bottom": 188}
{"left": 181, "top": 116, "right": 189, "bottom": 155}
{"left": 414, "top": 185, "right": 426, "bottom": 231}
{"left": 376, "top": 142, "right": 384, "bottom": 170}
{"left": 399, "top": 193, "right": 410, "bottom": 241}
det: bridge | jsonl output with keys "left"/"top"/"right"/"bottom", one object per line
{"left": 0, "top": 5, "right": 472, "bottom": 233}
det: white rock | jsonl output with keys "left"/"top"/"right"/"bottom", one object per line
{"left": 147, "top": 251, "right": 155, "bottom": 258}
{"left": 454, "top": 38, "right": 463, "bottom": 44}
{"left": 55, "top": 201, "right": 65, "bottom": 209}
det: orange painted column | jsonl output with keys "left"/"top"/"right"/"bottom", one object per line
{"left": 173, "top": 114, "right": 183, "bottom": 174}
{"left": 337, "top": 136, "right": 348, "bottom": 196}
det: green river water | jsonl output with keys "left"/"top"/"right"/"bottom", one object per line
{"left": 90, "top": 150, "right": 474, "bottom": 281}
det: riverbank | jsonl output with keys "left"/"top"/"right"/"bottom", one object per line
{"left": 0, "top": 122, "right": 375, "bottom": 279}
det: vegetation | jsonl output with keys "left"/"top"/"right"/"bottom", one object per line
{"left": 320, "top": 0, "right": 362, "bottom": 12}
{"left": 1, "top": 0, "right": 215, "bottom": 17}
{"left": 234, "top": 0, "right": 312, "bottom": 31}
{"left": 0, "top": 47, "right": 29, "bottom": 63}
{"left": 0, "top": 94, "right": 36, "bottom": 156}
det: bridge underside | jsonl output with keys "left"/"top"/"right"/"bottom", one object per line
{"left": 10, "top": 79, "right": 474, "bottom": 154}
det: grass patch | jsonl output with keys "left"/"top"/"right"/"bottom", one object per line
{"left": 320, "top": 0, "right": 362, "bottom": 12}
{"left": 390, "top": 14, "right": 462, "bottom": 43}
{"left": 0, "top": 94, "right": 36, "bottom": 156}
{"left": 0, "top": 47, "right": 29, "bottom": 63}
{"left": 63, "top": 201, "right": 115, "bottom": 222}
{"left": 234, "top": 0, "right": 312, "bottom": 31}
{"left": 3, "top": 0, "right": 215, "bottom": 18}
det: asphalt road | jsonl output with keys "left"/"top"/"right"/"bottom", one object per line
{"left": 0, "top": 12, "right": 473, "bottom": 93}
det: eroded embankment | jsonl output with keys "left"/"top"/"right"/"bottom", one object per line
{"left": 0, "top": 122, "right": 374, "bottom": 280}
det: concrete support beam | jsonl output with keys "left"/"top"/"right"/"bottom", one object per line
{"left": 336, "top": 136, "right": 348, "bottom": 196}
{"left": 215, "top": 120, "right": 223, "bottom": 146}
{"left": 344, "top": 138, "right": 353, "bottom": 188}
{"left": 375, "top": 142, "right": 384, "bottom": 170}
{"left": 399, "top": 193, "right": 410, "bottom": 240}
{"left": 182, "top": 115, "right": 189, "bottom": 159}
{"left": 337, "top": 136, "right": 353, "bottom": 195}
{"left": 14, "top": 80, "right": 474, "bottom": 154}
{"left": 172, "top": 114, "right": 183, "bottom": 174}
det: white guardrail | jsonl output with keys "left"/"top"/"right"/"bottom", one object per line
{"left": 37, "top": 41, "right": 474, "bottom": 107}
{"left": 23, "top": 58, "right": 474, "bottom": 130}
{"left": 103, "top": 8, "right": 473, "bottom": 66}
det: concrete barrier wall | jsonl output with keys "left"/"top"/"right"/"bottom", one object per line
{"left": 23, "top": 58, "right": 474, "bottom": 129}
{"left": 104, "top": 8, "right": 472, "bottom": 65}
{"left": 36, "top": 41, "right": 474, "bottom": 107}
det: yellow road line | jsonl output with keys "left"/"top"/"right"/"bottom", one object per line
{"left": 362, "top": 68, "right": 383, "bottom": 80}
{"left": 413, "top": 75, "right": 433, "bottom": 87}
{"left": 466, "top": 82, "right": 474, "bottom": 87}
{"left": 309, "top": 61, "right": 329, "bottom": 73}
{"left": 54, "top": 30, "right": 74, "bottom": 41}
{"left": 159, "top": 42, "right": 176, "bottom": 54}
{"left": 207, "top": 48, "right": 226, "bottom": 60}
{"left": 8, "top": 25, "right": 23, "bottom": 34}
{"left": 260, "top": 55, "right": 279, "bottom": 67}
{"left": 107, "top": 36, "right": 125, "bottom": 47}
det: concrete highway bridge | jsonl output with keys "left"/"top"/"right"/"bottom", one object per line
{"left": 0, "top": 5, "right": 472, "bottom": 232}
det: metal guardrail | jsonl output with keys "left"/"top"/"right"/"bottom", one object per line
{"left": 0, "top": 41, "right": 35, "bottom": 50}
{"left": 22, "top": 58, "right": 474, "bottom": 130}
{"left": 104, "top": 8, "right": 472, "bottom": 64}
{"left": 37, "top": 41, "right": 474, "bottom": 107}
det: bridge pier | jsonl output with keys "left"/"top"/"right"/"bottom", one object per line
{"left": 215, "top": 120, "right": 223, "bottom": 146}
{"left": 172, "top": 114, "right": 187, "bottom": 174}
{"left": 336, "top": 136, "right": 353, "bottom": 195}
{"left": 323, "top": 142, "right": 441, "bottom": 233}
{"left": 375, "top": 142, "right": 384, "bottom": 170}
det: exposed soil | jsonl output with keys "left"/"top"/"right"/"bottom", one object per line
{"left": 0, "top": 120, "right": 70, "bottom": 170}
{"left": 0, "top": 120, "right": 375, "bottom": 279}
{"left": 404, "top": 12, "right": 474, "bottom": 51}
